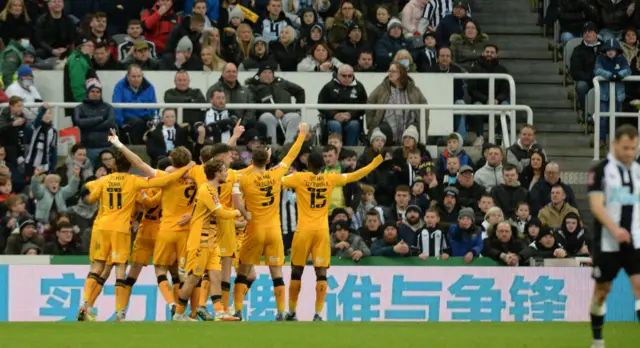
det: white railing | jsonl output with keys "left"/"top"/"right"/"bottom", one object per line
{"left": 13, "top": 102, "right": 533, "bottom": 148}
{"left": 592, "top": 76, "right": 640, "bottom": 160}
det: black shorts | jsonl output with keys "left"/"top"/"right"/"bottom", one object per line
{"left": 592, "top": 246, "right": 640, "bottom": 283}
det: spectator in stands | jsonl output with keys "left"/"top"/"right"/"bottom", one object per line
{"left": 64, "top": 144, "right": 93, "bottom": 183}
{"left": 123, "top": 41, "right": 161, "bottom": 71}
{"left": 0, "top": 33, "right": 30, "bottom": 87}
{"left": 449, "top": 207, "right": 482, "bottom": 262}
{"left": 621, "top": 27, "right": 639, "bottom": 64}
{"left": 384, "top": 185, "right": 411, "bottom": 225}
{"left": 359, "top": 145, "right": 397, "bottom": 207}
{"left": 64, "top": 37, "right": 96, "bottom": 104}
{"left": 557, "top": 0, "right": 598, "bottom": 45}
{"left": 164, "top": 71, "right": 206, "bottom": 127}
{"left": 538, "top": 184, "right": 579, "bottom": 229}
{"left": 366, "top": 4, "right": 391, "bottom": 44}
{"left": 416, "top": 31, "right": 438, "bottom": 71}
{"left": 592, "top": 0, "right": 633, "bottom": 41}
{"left": 245, "top": 63, "right": 304, "bottom": 145}
{"left": 475, "top": 193, "right": 494, "bottom": 225}
{"left": 330, "top": 219, "right": 370, "bottom": 260}
{"left": 481, "top": 206, "right": 504, "bottom": 237}
{"left": 165, "top": 13, "right": 205, "bottom": 59}
{"left": 0, "top": 96, "right": 27, "bottom": 165}
{"left": 4, "top": 219, "right": 43, "bottom": 255}
{"left": 43, "top": 221, "right": 79, "bottom": 255}
{"left": 112, "top": 65, "right": 158, "bottom": 145}
{"left": 439, "top": 156, "right": 460, "bottom": 186}
{"left": 92, "top": 43, "right": 124, "bottom": 70}
{"left": 595, "top": 38, "right": 631, "bottom": 147}
{"left": 570, "top": 21, "right": 600, "bottom": 123}
{"left": 520, "top": 147, "right": 547, "bottom": 190}
{"left": 186, "top": 0, "right": 215, "bottom": 28}
{"left": 428, "top": 47, "right": 467, "bottom": 138}
{"left": 506, "top": 124, "right": 546, "bottom": 173}
{"left": 375, "top": 17, "right": 410, "bottom": 71}
{"left": 328, "top": 0, "right": 367, "bottom": 51}
{"left": 141, "top": 0, "right": 181, "bottom": 54}
{"left": 5, "top": 65, "right": 42, "bottom": 120}
{"left": 161, "top": 36, "right": 204, "bottom": 70}
{"left": 207, "top": 63, "right": 258, "bottom": 132}
{"left": 358, "top": 209, "right": 383, "bottom": 246}
{"left": 258, "top": 0, "right": 292, "bottom": 41}
{"left": 554, "top": 212, "right": 588, "bottom": 256}
{"left": 118, "top": 19, "right": 158, "bottom": 62}
{"left": 223, "top": 22, "right": 253, "bottom": 66}
{"left": 529, "top": 162, "right": 577, "bottom": 215}
{"left": 397, "top": 205, "right": 424, "bottom": 246}
{"left": 239, "top": 36, "right": 279, "bottom": 71}
{"left": 450, "top": 19, "right": 488, "bottom": 72}
{"left": 33, "top": 0, "right": 75, "bottom": 60}
{"left": 298, "top": 8, "right": 322, "bottom": 42}
{"left": 337, "top": 23, "right": 371, "bottom": 67}
{"left": 84, "top": 12, "right": 117, "bottom": 59}
{"left": 392, "top": 49, "right": 417, "bottom": 72}
{"left": 490, "top": 163, "right": 528, "bottom": 218}
{"left": 435, "top": 2, "right": 470, "bottom": 47}
{"left": 519, "top": 226, "right": 567, "bottom": 261}
{"left": 196, "top": 88, "right": 238, "bottom": 144}
{"left": 201, "top": 45, "right": 227, "bottom": 71}
{"left": 371, "top": 222, "right": 411, "bottom": 257}
{"left": 70, "top": 189, "right": 98, "bottom": 249}
{"left": 298, "top": 42, "right": 342, "bottom": 72}
{"left": 468, "top": 44, "right": 509, "bottom": 146}
{"left": 269, "top": 26, "right": 301, "bottom": 71}
{"left": 509, "top": 201, "right": 531, "bottom": 234}
{"left": 482, "top": 222, "right": 524, "bottom": 265}
{"left": 318, "top": 64, "right": 367, "bottom": 145}
{"left": 353, "top": 184, "right": 385, "bottom": 230}
{"left": 24, "top": 105, "right": 57, "bottom": 177}
{"left": 322, "top": 144, "right": 361, "bottom": 217}
{"left": 146, "top": 108, "right": 190, "bottom": 167}
{"left": 438, "top": 133, "right": 472, "bottom": 174}
{"left": 401, "top": 0, "right": 428, "bottom": 37}
{"left": 366, "top": 63, "right": 428, "bottom": 144}
{"left": 416, "top": 209, "right": 451, "bottom": 260}
{"left": 72, "top": 78, "right": 116, "bottom": 165}
{"left": 97, "top": 150, "right": 116, "bottom": 173}
{"left": 474, "top": 145, "right": 505, "bottom": 192}
{"left": 455, "top": 164, "right": 484, "bottom": 210}
{"left": 354, "top": 50, "right": 376, "bottom": 71}
{"left": 0, "top": 0, "right": 32, "bottom": 48}
{"left": 31, "top": 166, "right": 80, "bottom": 223}
{"left": 436, "top": 186, "right": 460, "bottom": 228}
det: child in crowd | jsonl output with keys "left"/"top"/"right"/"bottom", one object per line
{"left": 475, "top": 193, "right": 495, "bottom": 226}
{"left": 509, "top": 201, "right": 531, "bottom": 235}
{"left": 522, "top": 218, "right": 542, "bottom": 245}
{"left": 416, "top": 31, "right": 438, "bottom": 71}
{"left": 31, "top": 167, "right": 81, "bottom": 224}
{"left": 327, "top": 133, "right": 343, "bottom": 158}
{"left": 339, "top": 148, "right": 357, "bottom": 171}
{"left": 397, "top": 148, "right": 423, "bottom": 186}
{"left": 239, "top": 128, "right": 266, "bottom": 166}
{"left": 353, "top": 184, "right": 385, "bottom": 230}
{"left": 449, "top": 207, "right": 483, "bottom": 261}
{"left": 409, "top": 177, "right": 430, "bottom": 212}
{"left": 438, "top": 132, "right": 472, "bottom": 174}
{"left": 2, "top": 195, "right": 31, "bottom": 237}
{"left": 416, "top": 208, "right": 450, "bottom": 260}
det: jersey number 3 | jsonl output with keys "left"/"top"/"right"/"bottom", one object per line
{"left": 260, "top": 186, "right": 275, "bottom": 206}
{"left": 308, "top": 188, "right": 327, "bottom": 208}
{"left": 107, "top": 188, "right": 123, "bottom": 209}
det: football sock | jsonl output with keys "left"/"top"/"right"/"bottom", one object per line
{"left": 176, "top": 297, "right": 188, "bottom": 315}
{"left": 288, "top": 278, "right": 302, "bottom": 313}
{"left": 199, "top": 278, "right": 211, "bottom": 307}
{"left": 211, "top": 295, "right": 224, "bottom": 313}
{"left": 221, "top": 281, "right": 231, "bottom": 310}
{"left": 82, "top": 272, "right": 99, "bottom": 304}
{"left": 273, "top": 278, "right": 286, "bottom": 313}
{"left": 315, "top": 276, "right": 328, "bottom": 314}
{"left": 636, "top": 300, "right": 640, "bottom": 321}
{"left": 590, "top": 299, "right": 606, "bottom": 340}
{"left": 233, "top": 275, "right": 249, "bottom": 312}
{"left": 157, "top": 275, "right": 175, "bottom": 305}
{"left": 123, "top": 277, "right": 137, "bottom": 308}
{"left": 88, "top": 276, "right": 106, "bottom": 308}
{"left": 115, "top": 279, "right": 127, "bottom": 312}
{"left": 190, "top": 280, "right": 201, "bottom": 316}
{"left": 172, "top": 276, "right": 180, "bottom": 302}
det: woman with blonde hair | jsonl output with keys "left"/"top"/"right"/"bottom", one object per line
{"left": 392, "top": 49, "right": 417, "bottom": 72}
{"left": 201, "top": 46, "right": 227, "bottom": 71}
{"left": 0, "top": 0, "right": 31, "bottom": 46}
{"left": 202, "top": 27, "right": 223, "bottom": 56}
{"left": 270, "top": 26, "right": 301, "bottom": 71}
{"left": 482, "top": 206, "right": 505, "bottom": 238}
{"left": 226, "top": 22, "right": 254, "bottom": 66}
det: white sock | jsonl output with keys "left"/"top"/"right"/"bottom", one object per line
{"left": 590, "top": 299, "right": 606, "bottom": 316}
{"left": 635, "top": 299, "right": 640, "bottom": 311}
{"left": 315, "top": 312, "right": 322, "bottom": 317}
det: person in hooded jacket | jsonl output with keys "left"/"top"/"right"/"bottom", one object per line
{"left": 269, "top": 26, "right": 302, "bottom": 71}
{"left": 437, "top": 186, "right": 461, "bottom": 229}
{"left": 519, "top": 226, "right": 567, "bottom": 264}
{"left": 298, "top": 7, "right": 322, "bottom": 41}
{"left": 337, "top": 23, "right": 371, "bottom": 67}
{"left": 239, "top": 36, "right": 280, "bottom": 71}
{"left": 449, "top": 207, "right": 483, "bottom": 262}
{"left": 299, "top": 24, "right": 326, "bottom": 55}
{"left": 490, "top": 163, "right": 529, "bottom": 218}
{"left": 328, "top": 0, "right": 367, "bottom": 51}
{"left": 141, "top": 0, "right": 182, "bottom": 54}
{"left": 397, "top": 205, "right": 424, "bottom": 247}
{"left": 366, "top": 4, "right": 391, "bottom": 44}
{"left": 521, "top": 217, "right": 541, "bottom": 245}
{"left": 374, "top": 17, "right": 410, "bottom": 71}
{"left": 482, "top": 221, "right": 526, "bottom": 265}
{"left": 554, "top": 212, "right": 589, "bottom": 256}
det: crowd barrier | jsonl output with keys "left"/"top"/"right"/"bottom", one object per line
{"left": 0, "top": 259, "right": 636, "bottom": 322}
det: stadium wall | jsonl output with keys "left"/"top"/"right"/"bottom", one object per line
{"left": 0, "top": 263, "right": 636, "bottom": 322}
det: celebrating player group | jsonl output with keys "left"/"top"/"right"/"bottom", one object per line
{"left": 76, "top": 121, "right": 383, "bottom": 322}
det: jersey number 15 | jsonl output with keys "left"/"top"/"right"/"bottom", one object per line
{"left": 308, "top": 187, "right": 327, "bottom": 208}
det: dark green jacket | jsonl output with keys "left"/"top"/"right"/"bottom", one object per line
{"left": 0, "top": 41, "right": 24, "bottom": 87}
{"left": 64, "top": 48, "right": 93, "bottom": 103}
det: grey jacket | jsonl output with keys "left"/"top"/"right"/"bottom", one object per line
{"left": 32, "top": 174, "right": 80, "bottom": 222}
{"left": 330, "top": 233, "right": 371, "bottom": 258}
{"left": 206, "top": 78, "right": 256, "bottom": 125}
{"left": 73, "top": 100, "right": 117, "bottom": 149}
{"left": 474, "top": 163, "right": 505, "bottom": 192}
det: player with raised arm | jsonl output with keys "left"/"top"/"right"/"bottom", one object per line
{"left": 173, "top": 159, "right": 242, "bottom": 321}
{"left": 233, "top": 123, "right": 310, "bottom": 321}
{"left": 587, "top": 125, "right": 640, "bottom": 348}
{"left": 79, "top": 149, "right": 192, "bottom": 322}
{"left": 284, "top": 150, "right": 383, "bottom": 321}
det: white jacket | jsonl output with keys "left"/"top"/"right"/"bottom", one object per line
{"left": 5, "top": 82, "right": 42, "bottom": 120}
{"left": 297, "top": 56, "right": 343, "bottom": 72}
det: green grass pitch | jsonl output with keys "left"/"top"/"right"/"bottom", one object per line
{"left": 0, "top": 322, "right": 639, "bottom": 348}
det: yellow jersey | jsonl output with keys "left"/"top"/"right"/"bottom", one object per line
{"left": 187, "top": 182, "right": 238, "bottom": 250}
{"left": 156, "top": 169, "right": 197, "bottom": 231}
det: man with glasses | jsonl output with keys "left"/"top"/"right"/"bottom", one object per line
{"left": 328, "top": 0, "right": 367, "bottom": 51}
{"left": 529, "top": 162, "right": 577, "bottom": 216}
{"left": 318, "top": 64, "right": 368, "bottom": 146}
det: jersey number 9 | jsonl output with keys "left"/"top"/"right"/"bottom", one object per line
{"left": 184, "top": 186, "right": 197, "bottom": 206}
{"left": 260, "top": 186, "right": 275, "bottom": 206}
{"left": 308, "top": 187, "right": 327, "bottom": 208}
{"left": 107, "top": 188, "right": 123, "bottom": 209}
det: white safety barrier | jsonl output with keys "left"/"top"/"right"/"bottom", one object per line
{"left": 592, "top": 76, "right": 640, "bottom": 160}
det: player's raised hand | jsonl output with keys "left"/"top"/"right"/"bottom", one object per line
{"left": 33, "top": 167, "right": 44, "bottom": 177}
{"left": 108, "top": 129, "right": 124, "bottom": 149}
{"left": 298, "top": 122, "right": 310, "bottom": 135}
{"left": 233, "top": 119, "right": 245, "bottom": 138}
{"left": 613, "top": 226, "right": 632, "bottom": 243}
{"left": 266, "top": 147, "right": 272, "bottom": 162}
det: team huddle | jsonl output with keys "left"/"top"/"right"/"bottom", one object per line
{"left": 76, "top": 122, "right": 383, "bottom": 322}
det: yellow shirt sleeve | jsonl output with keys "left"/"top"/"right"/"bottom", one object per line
{"left": 85, "top": 178, "right": 103, "bottom": 204}
{"left": 344, "top": 155, "right": 383, "bottom": 184}
{"left": 135, "top": 165, "right": 190, "bottom": 189}
{"left": 282, "top": 173, "right": 301, "bottom": 189}
{"left": 199, "top": 184, "right": 238, "bottom": 219}
{"left": 279, "top": 133, "right": 305, "bottom": 168}
{"left": 139, "top": 189, "right": 162, "bottom": 208}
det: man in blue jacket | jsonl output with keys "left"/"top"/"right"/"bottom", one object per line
{"left": 111, "top": 64, "right": 158, "bottom": 144}
{"left": 435, "top": 2, "right": 470, "bottom": 47}
{"left": 449, "top": 207, "right": 483, "bottom": 263}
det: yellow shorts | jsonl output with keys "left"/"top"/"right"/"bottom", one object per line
{"left": 290, "top": 229, "right": 331, "bottom": 268}
{"left": 233, "top": 231, "right": 245, "bottom": 269}
{"left": 184, "top": 245, "right": 221, "bottom": 277}
{"left": 217, "top": 218, "right": 237, "bottom": 257}
{"left": 89, "top": 229, "right": 112, "bottom": 265}
{"left": 92, "top": 229, "right": 131, "bottom": 264}
{"left": 131, "top": 236, "right": 155, "bottom": 266}
{"left": 239, "top": 223, "right": 284, "bottom": 266}
{"left": 153, "top": 229, "right": 188, "bottom": 267}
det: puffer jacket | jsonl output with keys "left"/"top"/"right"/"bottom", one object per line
{"left": 450, "top": 32, "right": 490, "bottom": 71}
{"left": 72, "top": 99, "right": 117, "bottom": 149}
{"left": 141, "top": 1, "right": 182, "bottom": 53}
{"left": 593, "top": 0, "right": 632, "bottom": 32}
{"left": 595, "top": 38, "right": 631, "bottom": 102}
{"left": 297, "top": 55, "right": 343, "bottom": 72}
{"left": 557, "top": 0, "right": 598, "bottom": 35}
{"left": 374, "top": 29, "right": 411, "bottom": 71}
{"left": 328, "top": 9, "right": 368, "bottom": 51}
{"left": 238, "top": 37, "right": 279, "bottom": 71}
{"left": 622, "top": 41, "right": 639, "bottom": 65}
{"left": 365, "top": 76, "right": 429, "bottom": 133}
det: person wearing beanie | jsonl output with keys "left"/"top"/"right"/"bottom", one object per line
{"left": 369, "top": 127, "right": 387, "bottom": 146}
{"left": 416, "top": 31, "right": 438, "bottom": 71}
{"left": 374, "top": 17, "right": 410, "bottom": 70}
{"left": 371, "top": 221, "right": 411, "bottom": 257}
{"left": 161, "top": 35, "right": 204, "bottom": 70}
{"left": 554, "top": 212, "right": 588, "bottom": 256}
{"left": 448, "top": 206, "right": 483, "bottom": 261}
{"left": 437, "top": 186, "right": 460, "bottom": 227}
{"left": 245, "top": 61, "right": 304, "bottom": 145}
{"left": 328, "top": 0, "right": 367, "bottom": 51}
{"left": 239, "top": 36, "right": 280, "bottom": 71}
{"left": 64, "top": 37, "right": 96, "bottom": 105}
{"left": 4, "top": 218, "right": 44, "bottom": 255}
{"left": 482, "top": 221, "right": 525, "bottom": 266}
{"left": 435, "top": 1, "right": 470, "bottom": 47}
{"left": 336, "top": 22, "right": 372, "bottom": 67}
{"left": 522, "top": 217, "right": 542, "bottom": 245}
{"left": 398, "top": 204, "right": 425, "bottom": 247}
{"left": 5, "top": 64, "right": 43, "bottom": 120}
{"left": 519, "top": 226, "right": 567, "bottom": 262}
{"left": 164, "top": 12, "right": 205, "bottom": 58}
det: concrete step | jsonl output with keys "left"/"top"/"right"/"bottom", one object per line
{"left": 535, "top": 133, "right": 590, "bottom": 147}
{"left": 535, "top": 123, "right": 585, "bottom": 133}
{"left": 546, "top": 146, "right": 602, "bottom": 158}
{"left": 489, "top": 34, "right": 551, "bottom": 50}
{"left": 500, "top": 49, "right": 552, "bottom": 60}
{"left": 531, "top": 109, "right": 581, "bottom": 123}
{"left": 521, "top": 98, "right": 572, "bottom": 109}
{"left": 512, "top": 74, "right": 564, "bottom": 84}
{"left": 483, "top": 25, "right": 542, "bottom": 35}
{"left": 517, "top": 84, "right": 569, "bottom": 99}
{"left": 472, "top": 14, "right": 538, "bottom": 26}
{"left": 554, "top": 158, "right": 596, "bottom": 171}
{"left": 502, "top": 60, "right": 562, "bottom": 75}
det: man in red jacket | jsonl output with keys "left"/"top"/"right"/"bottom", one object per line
{"left": 141, "top": 0, "right": 182, "bottom": 54}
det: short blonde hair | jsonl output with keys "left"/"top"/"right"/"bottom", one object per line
{"left": 44, "top": 174, "right": 61, "bottom": 186}
{"left": 485, "top": 206, "right": 504, "bottom": 221}
{"left": 361, "top": 184, "right": 375, "bottom": 194}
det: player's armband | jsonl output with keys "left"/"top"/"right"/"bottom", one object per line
{"left": 232, "top": 183, "right": 241, "bottom": 194}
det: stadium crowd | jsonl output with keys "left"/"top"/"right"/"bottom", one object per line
{"left": 0, "top": 0, "right": 597, "bottom": 266}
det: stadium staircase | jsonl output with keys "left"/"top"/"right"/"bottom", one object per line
{"left": 475, "top": 0, "right": 594, "bottom": 227}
